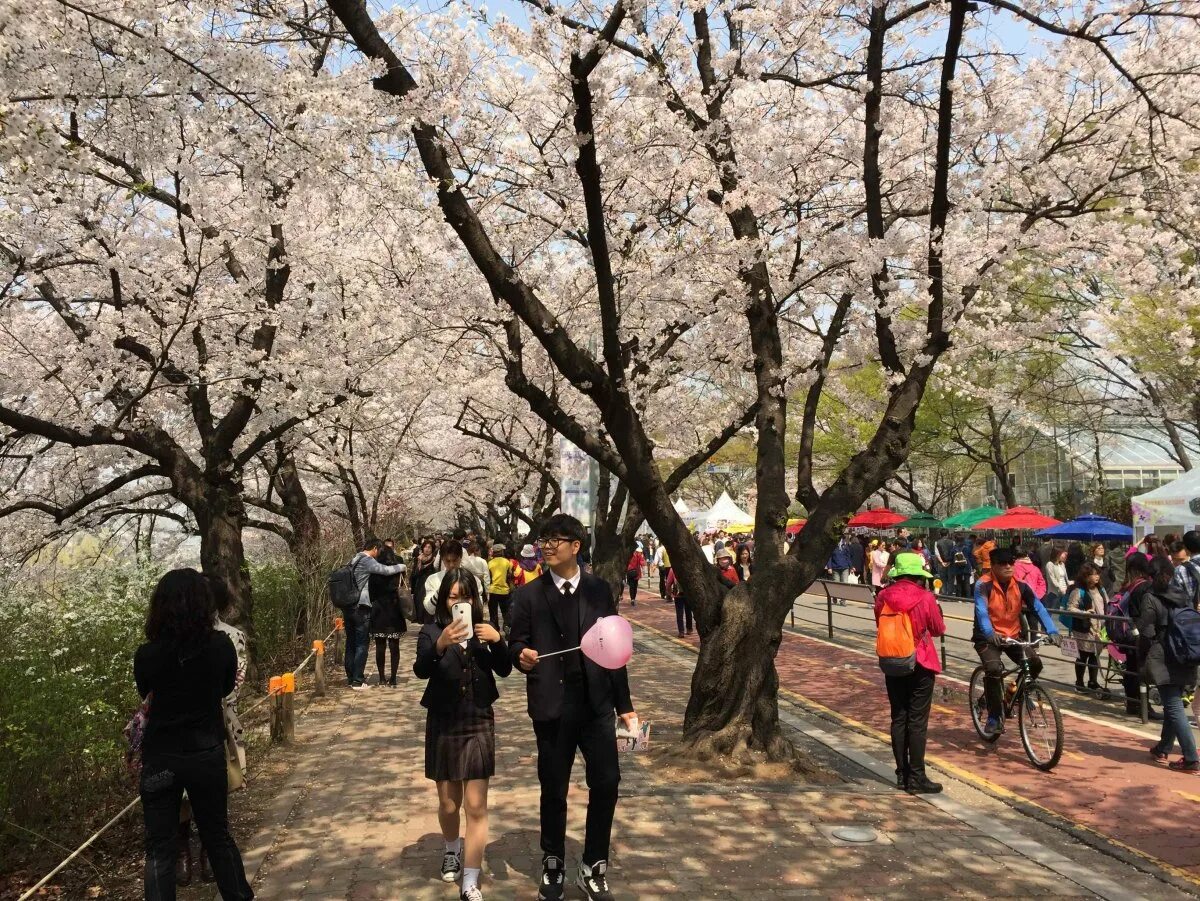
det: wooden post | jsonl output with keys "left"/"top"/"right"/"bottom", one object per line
{"left": 313, "top": 640, "right": 327, "bottom": 697}
{"left": 281, "top": 673, "right": 296, "bottom": 743}
{"left": 269, "top": 676, "right": 284, "bottom": 744}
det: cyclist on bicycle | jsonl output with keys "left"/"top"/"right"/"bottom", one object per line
{"left": 973, "top": 547, "right": 1060, "bottom": 735}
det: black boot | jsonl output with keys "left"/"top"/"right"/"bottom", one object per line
{"left": 907, "top": 773, "right": 943, "bottom": 794}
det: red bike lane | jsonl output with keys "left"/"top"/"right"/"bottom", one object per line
{"left": 624, "top": 594, "right": 1200, "bottom": 882}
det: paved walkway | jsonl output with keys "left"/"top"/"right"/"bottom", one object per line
{"left": 236, "top": 612, "right": 1193, "bottom": 900}
{"left": 625, "top": 591, "right": 1200, "bottom": 887}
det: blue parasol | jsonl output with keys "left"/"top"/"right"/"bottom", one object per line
{"left": 1034, "top": 513, "right": 1133, "bottom": 542}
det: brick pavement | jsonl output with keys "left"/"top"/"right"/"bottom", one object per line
{"left": 625, "top": 589, "right": 1200, "bottom": 888}
{"left": 242, "top": 616, "right": 1194, "bottom": 900}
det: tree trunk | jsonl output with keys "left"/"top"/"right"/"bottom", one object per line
{"left": 193, "top": 484, "right": 254, "bottom": 641}
{"left": 274, "top": 445, "right": 322, "bottom": 634}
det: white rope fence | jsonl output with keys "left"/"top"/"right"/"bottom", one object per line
{"left": 18, "top": 623, "right": 341, "bottom": 901}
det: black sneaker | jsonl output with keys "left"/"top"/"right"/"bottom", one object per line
{"left": 907, "top": 774, "right": 943, "bottom": 794}
{"left": 1169, "top": 758, "right": 1200, "bottom": 774}
{"left": 576, "top": 859, "right": 615, "bottom": 901}
{"left": 539, "top": 855, "right": 565, "bottom": 900}
{"left": 441, "top": 849, "right": 462, "bottom": 883}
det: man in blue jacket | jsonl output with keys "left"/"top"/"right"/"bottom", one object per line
{"left": 972, "top": 548, "right": 1059, "bottom": 735}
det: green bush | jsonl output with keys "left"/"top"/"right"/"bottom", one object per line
{"left": 0, "top": 557, "right": 331, "bottom": 863}
{"left": 0, "top": 564, "right": 160, "bottom": 831}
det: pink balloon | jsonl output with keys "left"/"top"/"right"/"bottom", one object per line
{"left": 580, "top": 615, "right": 634, "bottom": 669}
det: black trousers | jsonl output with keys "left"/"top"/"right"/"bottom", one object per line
{"left": 674, "top": 596, "right": 693, "bottom": 633}
{"left": 141, "top": 745, "right": 253, "bottom": 901}
{"left": 976, "top": 642, "right": 1043, "bottom": 718}
{"left": 658, "top": 566, "right": 671, "bottom": 599}
{"left": 532, "top": 689, "right": 620, "bottom": 865}
{"left": 884, "top": 667, "right": 935, "bottom": 783}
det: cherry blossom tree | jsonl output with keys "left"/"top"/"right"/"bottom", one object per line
{"left": 320, "top": 0, "right": 1200, "bottom": 764}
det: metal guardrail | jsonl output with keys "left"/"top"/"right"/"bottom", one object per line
{"left": 792, "top": 580, "right": 1152, "bottom": 725}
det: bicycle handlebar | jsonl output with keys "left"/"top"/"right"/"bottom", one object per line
{"left": 1000, "top": 635, "right": 1056, "bottom": 649}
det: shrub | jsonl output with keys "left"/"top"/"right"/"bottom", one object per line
{"left": 0, "top": 564, "right": 160, "bottom": 831}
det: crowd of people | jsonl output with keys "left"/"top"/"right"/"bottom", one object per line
{"left": 864, "top": 529, "right": 1200, "bottom": 789}
{"left": 126, "top": 517, "right": 1200, "bottom": 901}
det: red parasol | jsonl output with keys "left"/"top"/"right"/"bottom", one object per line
{"left": 785, "top": 518, "right": 807, "bottom": 535}
{"left": 847, "top": 508, "right": 906, "bottom": 529}
{"left": 972, "top": 506, "right": 1061, "bottom": 531}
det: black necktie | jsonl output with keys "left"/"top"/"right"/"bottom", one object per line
{"left": 561, "top": 582, "right": 573, "bottom": 600}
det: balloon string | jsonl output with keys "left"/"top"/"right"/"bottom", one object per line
{"left": 536, "top": 646, "right": 581, "bottom": 659}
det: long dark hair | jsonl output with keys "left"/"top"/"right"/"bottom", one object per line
{"left": 434, "top": 568, "right": 484, "bottom": 628}
{"left": 145, "top": 569, "right": 216, "bottom": 651}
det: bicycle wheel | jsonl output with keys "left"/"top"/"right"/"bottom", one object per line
{"left": 969, "top": 666, "right": 999, "bottom": 743}
{"left": 1018, "top": 683, "right": 1063, "bottom": 771}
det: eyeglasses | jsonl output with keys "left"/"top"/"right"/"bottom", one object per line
{"left": 536, "top": 537, "right": 576, "bottom": 550}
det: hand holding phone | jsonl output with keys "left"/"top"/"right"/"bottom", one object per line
{"left": 451, "top": 602, "right": 473, "bottom": 648}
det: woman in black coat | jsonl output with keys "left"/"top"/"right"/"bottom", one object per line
{"left": 370, "top": 544, "right": 408, "bottom": 686}
{"left": 1139, "top": 557, "right": 1200, "bottom": 772}
{"left": 134, "top": 570, "right": 253, "bottom": 901}
{"left": 409, "top": 538, "right": 440, "bottom": 626}
{"left": 414, "top": 569, "right": 510, "bottom": 894}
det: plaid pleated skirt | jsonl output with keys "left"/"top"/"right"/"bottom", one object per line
{"left": 424, "top": 695, "right": 496, "bottom": 782}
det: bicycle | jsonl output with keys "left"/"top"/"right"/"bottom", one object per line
{"left": 968, "top": 635, "right": 1064, "bottom": 771}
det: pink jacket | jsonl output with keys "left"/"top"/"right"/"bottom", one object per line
{"left": 1013, "top": 558, "right": 1047, "bottom": 599}
{"left": 874, "top": 578, "right": 947, "bottom": 674}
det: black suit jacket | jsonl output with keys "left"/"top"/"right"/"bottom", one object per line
{"left": 508, "top": 571, "right": 634, "bottom": 722}
{"left": 413, "top": 624, "right": 511, "bottom": 712}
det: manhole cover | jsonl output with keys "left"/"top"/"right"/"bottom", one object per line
{"left": 830, "top": 826, "right": 878, "bottom": 843}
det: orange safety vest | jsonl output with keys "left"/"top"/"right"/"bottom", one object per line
{"left": 982, "top": 576, "right": 1024, "bottom": 639}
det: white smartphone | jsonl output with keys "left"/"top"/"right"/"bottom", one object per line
{"left": 451, "top": 602, "right": 473, "bottom": 648}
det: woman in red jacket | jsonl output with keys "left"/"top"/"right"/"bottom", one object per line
{"left": 874, "top": 552, "right": 947, "bottom": 794}
{"left": 625, "top": 547, "right": 646, "bottom": 607}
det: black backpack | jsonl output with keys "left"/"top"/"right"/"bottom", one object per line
{"left": 328, "top": 557, "right": 364, "bottom": 610}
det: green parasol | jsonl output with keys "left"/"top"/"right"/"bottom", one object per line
{"left": 940, "top": 505, "right": 1005, "bottom": 529}
{"left": 896, "top": 512, "right": 942, "bottom": 531}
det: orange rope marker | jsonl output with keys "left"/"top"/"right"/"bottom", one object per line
{"left": 281, "top": 672, "right": 296, "bottom": 693}
{"left": 268, "top": 675, "right": 283, "bottom": 695}
{"left": 313, "top": 639, "right": 325, "bottom": 655}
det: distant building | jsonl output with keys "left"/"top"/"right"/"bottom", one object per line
{"left": 981, "top": 427, "right": 1192, "bottom": 512}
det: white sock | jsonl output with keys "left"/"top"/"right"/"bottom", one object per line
{"left": 446, "top": 838, "right": 462, "bottom": 855}
{"left": 462, "top": 867, "right": 481, "bottom": 891}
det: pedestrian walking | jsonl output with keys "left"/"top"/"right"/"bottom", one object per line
{"left": 665, "top": 567, "right": 693, "bottom": 636}
{"left": 735, "top": 544, "right": 755, "bottom": 583}
{"left": 345, "top": 538, "right": 407, "bottom": 690}
{"left": 134, "top": 569, "right": 253, "bottom": 901}
{"left": 370, "top": 542, "right": 408, "bottom": 687}
{"left": 1066, "top": 563, "right": 1107, "bottom": 692}
{"left": 1044, "top": 548, "right": 1069, "bottom": 604}
{"left": 508, "top": 514, "right": 637, "bottom": 901}
{"left": 715, "top": 546, "right": 740, "bottom": 585}
{"left": 488, "top": 543, "right": 516, "bottom": 632}
{"left": 1140, "top": 557, "right": 1200, "bottom": 773}
{"left": 826, "top": 536, "right": 852, "bottom": 584}
{"left": 625, "top": 546, "right": 645, "bottom": 607}
{"left": 1012, "top": 544, "right": 1047, "bottom": 598}
{"left": 410, "top": 539, "right": 440, "bottom": 626}
{"left": 1112, "top": 553, "right": 1161, "bottom": 720}
{"left": 870, "top": 540, "right": 889, "bottom": 588}
{"left": 652, "top": 542, "right": 671, "bottom": 598}
{"left": 874, "top": 552, "right": 947, "bottom": 794}
{"left": 415, "top": 570, "right": 511, "bottom": 901}
{"left": 513, "top": 544, "right": 543, "bottom": 588}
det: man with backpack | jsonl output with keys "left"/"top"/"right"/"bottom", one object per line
{"left": 874, "top": 552, "right": 947, "bottom": 794}
{"left": 1139, "top": 556, "right": 1200, "bottom": 773}
{"left": 330, "top": 538, "right": 407, "bottom": 690}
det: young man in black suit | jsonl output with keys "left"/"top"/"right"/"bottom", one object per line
{"left": 508, "top": 514, "right": 637, "bottom": 901}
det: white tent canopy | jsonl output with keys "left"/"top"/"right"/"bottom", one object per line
{"left": 1132, "top": 468, "right": 1200, "bottom": 538}
{"left": 672, "top": 497, "right": 691, "bottom": 514}
{"left": 696, "top": 491, "right": 752, "bottom": 531}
